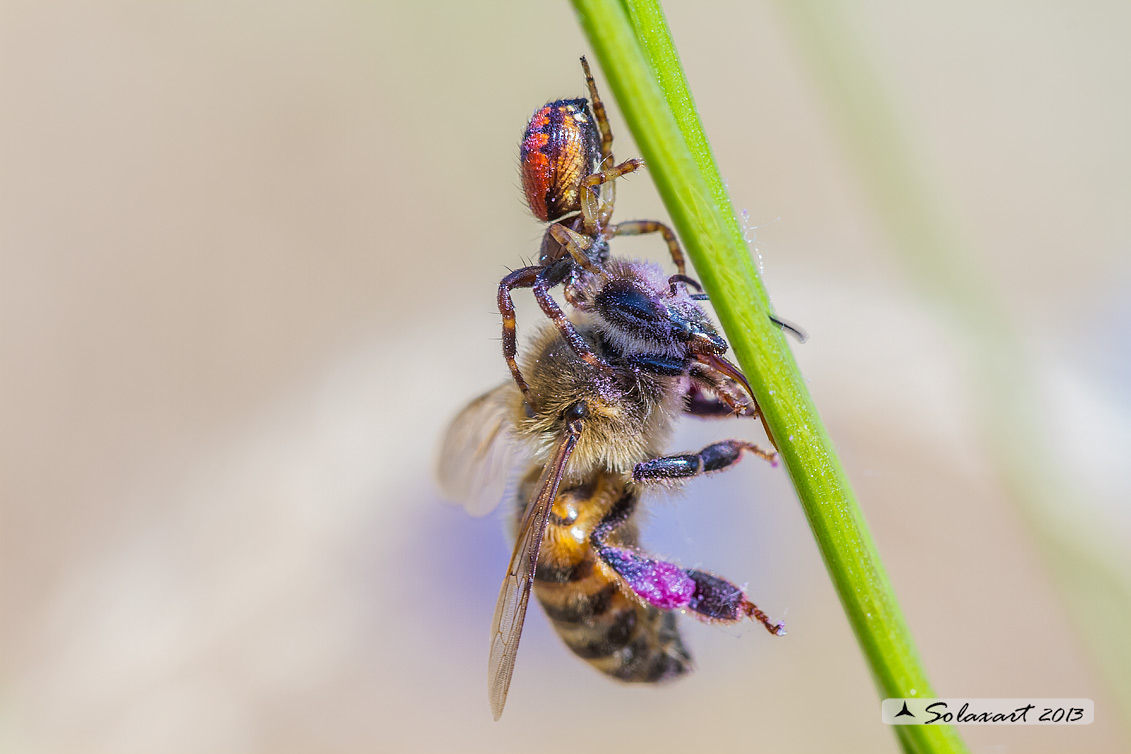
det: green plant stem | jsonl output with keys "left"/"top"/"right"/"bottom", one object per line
{"left": 569, "top": 1, "right": 968, "bottom": 752}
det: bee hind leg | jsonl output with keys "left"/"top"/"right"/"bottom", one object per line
{"left": 592, "top": 541, "right": 785, "bottom": 636}
{"left": 589, "top": 496, "right": 785, "bottom": 635}
{"left": 683, "top": 569, "right": 785, "bottom": 636}
{"left": 632, "top": 440, "right": 777, "bottom": 484}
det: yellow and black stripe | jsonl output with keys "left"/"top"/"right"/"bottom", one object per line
{"left": 517, "top": 473, "right": 693, "bottom": 683}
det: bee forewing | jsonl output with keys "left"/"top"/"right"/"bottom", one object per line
{"left": 488, "top": 568, "right": 527, "bottom": 721}
{"left": 437, "top": 383, "right": 527, "bottom": 517}
{"left": 487, "top": 418, "right": 581, "bottom": 721}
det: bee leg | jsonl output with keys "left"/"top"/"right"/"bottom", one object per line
{"left": 589, "top": 499, "right": 785, "bottom": 635}
{"left": 608, "top": 220, "right": 687, "bottom": 275}
{"left": 683, "top": 569, "right": 786, "bottom": 635}
{"left": 589, "top": 494, "right": 696, "bottom": 611}
{"left": 688, "top": 363, "right": 760, "bottom": 418}
{"left": 633, "top": 440, "right": 778, "bottom": 484}
{"left": 684, "top": 382, "right": 757, "bottom": 419}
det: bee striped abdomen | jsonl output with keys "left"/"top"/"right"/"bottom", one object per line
{"left": 529, "top": 482, "right": 693, "bottom": 684}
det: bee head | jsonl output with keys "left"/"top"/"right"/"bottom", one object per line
{"left": 574, "top": 259, "right": 727, "bottom": 359}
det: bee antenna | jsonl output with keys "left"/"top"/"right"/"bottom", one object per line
{"left": 668, "top": 274, "right": 703, "bottom": 295}
{"left": 769, "top": 314, "right": 808, "bottom": 344}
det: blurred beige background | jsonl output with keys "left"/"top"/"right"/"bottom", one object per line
{"left": 2, "top": 1, "right": 1129, "bottom": 752}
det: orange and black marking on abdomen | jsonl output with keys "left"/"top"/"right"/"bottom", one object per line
{"left": 520, "top": 98, "right": 600, "bottom": 222}
{"left": 528, "top": 484, "right": 693, "bottom": 684}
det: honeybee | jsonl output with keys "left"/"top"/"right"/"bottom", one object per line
{"left": 501, "top": 57, "right": 691, "bottom": 407}
{"left": 440, "top": 257, "right": 784, "bottom": 720}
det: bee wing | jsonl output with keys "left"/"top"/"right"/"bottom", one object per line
{"left": 487, "top": 416, "right": 582, "bottom": 721}
{"left": 437, "top": 383, "right": 527, "bottom": 517}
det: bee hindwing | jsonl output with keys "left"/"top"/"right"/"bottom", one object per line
{"left": 437, "top": 383, "right": 527, "bottom": 517}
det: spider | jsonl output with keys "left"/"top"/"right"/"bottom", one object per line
{"left": 499, "top": 57, "right": 691, "bottom": 408}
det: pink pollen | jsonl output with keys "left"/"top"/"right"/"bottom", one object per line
{"left": 633, "top": 561, "right": 695, "bottom": 610}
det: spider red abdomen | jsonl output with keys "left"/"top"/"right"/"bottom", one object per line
{"left": 520, "top": 98, "right": 600, "bottom": 222}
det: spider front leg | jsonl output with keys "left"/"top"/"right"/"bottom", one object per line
{"left": 547, "top": 224, "right": 606, "bottom": 278}
{"left": 529, "top": 262, "right": 614, "bottom": 378}
{"left": 498, "top": 266, "right": 543, "bottom": 407}
{"left": 589, "top": 495, "right": 784, "bottom": 635}
{"left": 632, "top": 439, "right": 778, "bottom": 483}
{"left": 609, "top": 220, "right": 687, "bottom": 276}
{"left": 498, "top": 261, "right": 614, "bottom": 408}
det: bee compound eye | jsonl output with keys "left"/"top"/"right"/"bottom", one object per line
{"left": 565, "top": 401, "right": 589, "bottom": 422}
{"left": 596, "top": 280, "right": 661, "bottom": 326}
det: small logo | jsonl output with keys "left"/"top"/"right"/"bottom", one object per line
{"left": 882, "top": 699, "right": 1093, "bottom": 725}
